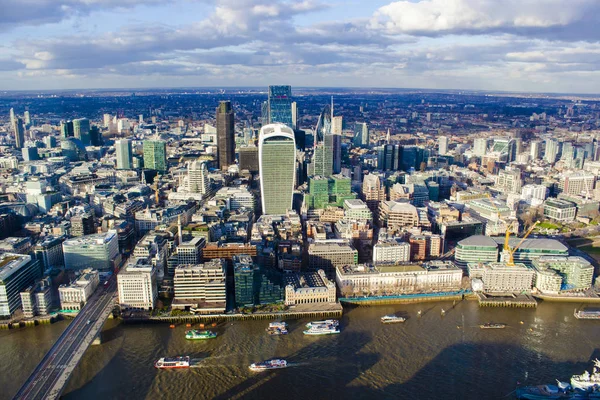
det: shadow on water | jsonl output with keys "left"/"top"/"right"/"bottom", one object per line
{"left": 217, "top": 342, "right": 600, "bottom": 400}
{"left": 213, "top": 330, "right": 377, "bottom": 400}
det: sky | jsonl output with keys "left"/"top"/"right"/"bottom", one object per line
{"left": 1, "top": 0, "right": 600, "bottom": 93}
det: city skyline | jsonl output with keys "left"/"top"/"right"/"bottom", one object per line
{"left": 1, "top": 0, "right": 600, "bottom": 93}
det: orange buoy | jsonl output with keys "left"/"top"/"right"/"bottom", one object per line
{"left": 211, "top": 323, "right": 217, "bottom": 327}
{"left": 186, "top": 323, "right": 192, "bottom": 328}
{"left": 199, "top": 323, "right": 204, "bottom": 328}
{"left": 170, "top": 324, "right": 175, "bottom": 329}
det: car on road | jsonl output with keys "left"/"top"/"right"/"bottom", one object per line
{"left": 87, "top": 320, "right": 92, "bottom": 325}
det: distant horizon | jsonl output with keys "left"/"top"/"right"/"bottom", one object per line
{"left": 2, "top": 85, "right": 600, "bottom": 99}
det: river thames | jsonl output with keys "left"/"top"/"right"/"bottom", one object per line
{"left": 2, "top": 300, "right": 600, "bottom": 400}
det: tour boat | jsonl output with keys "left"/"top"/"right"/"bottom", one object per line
{"left": 185, "top": 330, "right": 217, "bottom": 340}
{"left": 154, "top": 356, "right": 190, "bottom": 369}
{"left": 381, "top": 315, "right": 406, "bottom": 324}
{"left": 249, "top": 359, "right": 288, "bottom": 372}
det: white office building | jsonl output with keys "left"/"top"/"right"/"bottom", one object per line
{"left": 63, "top": 231, "right": 120, "bottom": 271}
{"left": 58, "top": 269, "right": 100, "bottom": 311}
{"left": 373, "top": 239, "right": 411, "bottom": 264}
{"left": 172, "top": 260, "right": 226, "bottom": 313}
{"left": 118, "top": 258, "right": 157, "bottom": 310}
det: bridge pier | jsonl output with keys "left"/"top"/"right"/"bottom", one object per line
{"left": 91, "top": 333, "right": 102, "bottom": 346}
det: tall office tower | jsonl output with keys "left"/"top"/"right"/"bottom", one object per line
{"left": 353, "top": 122, "right": 369, "bottom": 147}
{"left": 103, "top": 114, "right": 112, "bottom": 128}
{"left": 438, "top": 136, "right": 449, "bottom": 155}
{"left": 492, "top": 137, "right": 517, "bottom": 162}
{"left": 216, "top": 101, "right": 235, "bottom": 170}
{"left": 73, "top": 118, "right": 91, "bottom": 146}
{"left": 90, "top": 126, "right": 102, "bottom": 146}
{"left": 362, "top": 174, "right": 387, "bottom": 216}
{"left": 261, "top": 101, "right": 269, "bottom": 126}
{"left": 14, "top": 118, "right": 25, "bottom": 149}
{"left": 332, "top": 134, "right": 342, "bottom": 174}
{"left": 139, "top": 114, "right": 144, "bottom": 123}
{"left": 187, "top": 160, "right": 209, "bottom": 194}
{"left": 60, "top": 120, "right": 74, "bottom": 139}
{"left": 311, "top": 134, "right": 334, "bottom": 178}
{"left": 267, "top": 85, "right": 293, "bottom": 127}
{"left": 473, "top": 138, "right": 489, "bottom": 156}
{"left": 332, "top": 116, "right": 343, "bottom": 134}
{"left": 378, "top": 144, "right": 400, "bottom": 171}
{"left": 115, "top": 139, "right": 133, "bottom": 170}
{"left": 530, "top": 140, "right": 542, "bottom": 160}
{"left": 544, "top": 139, "right": 560, "bottom": 163}
{"left": 291, "top": 101, "right": 298, "bottom": 130}
{"left": 259, "top": 124, "right": 296, "bottom": 215}
{"left": 143, "top": 140, "right": 167, "bottom": 172}
{"left": 23, "top": 111, "right": 31, "bottom": 127}
{"left": 9, "top": 108, "right": 15, "bottom": 130}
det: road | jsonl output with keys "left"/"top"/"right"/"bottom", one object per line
{"left": 13, "top": 277, "right": 118, "bottom": 400}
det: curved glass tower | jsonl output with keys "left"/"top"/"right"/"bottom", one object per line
{"left": 259, "top": 124, "right": 296, "bottom": 215}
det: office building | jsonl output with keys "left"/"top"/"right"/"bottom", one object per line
{"left": 14, "top": 117, "right": 25, "bottom": 149}
{"left": 58, "top": 269, "right": 99, "bottom": 311}
{"left": 0, "top": 254, "right": 42, "bottom": 317}
{"left": 186, "top": 160, "right": 210, "bottom": 194}
{"left": 233, "top": 255, "right": 284, "bottom": 307}
{"left": 496, "top": 169, "right": 522, "bottom": 194}
{"left": 473, "top": 138, "right": 489, "bottom": 157}
{"left": 530, "top": 140, "right": 542, "bottom": 160}
{"left": 20, "top": 278, "right": 53, "bottom": 318}
{"left": 558, "top": 172, "right": 596, "bottom": 197}
{"left": 362, "top": 174, "right": 386, "bottom": 215}
{"left": 310, "top": 132, "right": 334, "bottom": 178}
{"left": 353, "top": 122, "right": 368, "bottom": 147}
{"left": 332, "top": 116, "right": 343, "bottom": 135}
{"left": 63, "top": 231, "right": 120, "bottom": 271}
{"left": 60, "top": 120, "right": 74, "bottom": 138}
{"left": 115, "top": 139, "right": 133, "bottom": 170}
{"left": 70, "top": 213, "right": 95, "bottom": 237}
{"left": 438, "top": 136, "right": 449, "bottom": 155}
{"left": 544, "top": 139, "right": 560, "bottom": 163}
{"left": 172, "top": 260, "right": 226, "bottom": 313}
{"left": 267, "top": 85, "right": 293, "bottom": 127}
{"left": 372, "top": 239, "right": 411, "bottom": 264}
{"left": 454, "top": 235, "right": 499, "bottom": 270}
{"left": 284, "top": 269, "right": 336, "bottom": 306}
{"left": 308, "top": 241, "right": 358, "bottom": 279}
{"left": 336, "top": 261, "right": 462, "bottom": 297}
{"left": 73, "top": 118, "right": 91, "bottom": 146}
{"left": 409, "top": 233, "right": 443, "bottom": 261}
{"left": 143, "top": 140, "right": 167, "bottom": 172}
{"left": 238, "top": 145, "right": 259, "bottom": 172}
{"left": 259, "top": 124, "right": 296, "bottom": 215}
{"left": 377, "top": 144, "right": 400, "bottom": 171}
{"left": 118, "top": 257, "right": 158, "bottom": 310}
{"left": 379, "top": 201, "right": 419, "bottom": 231}
{"left": 33, "top": 235, "right": 65, "bottom": 270}
{"left": 216, "top": 101, "right": 235, "bottom": 170}
{"left": 543, "top": 198, "right": 577, "bottom": 222}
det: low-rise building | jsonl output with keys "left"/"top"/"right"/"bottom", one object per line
{"left": 454, "top": 235, "right": 499, "bottom": 270}
{"left": 336, "top": 261, "right": 463, "bottom": 297}
{"left": 20, "top": 278, "right": 53, "bottom": 318}
{"left": 118, "top": 258, "right": 158, "bottom": 310}
{"left": 543, "top": 198, "right": 577, "bottom": 222}
{"left": 63, "top": 231, "right": 120, "bottom": 271}
{"left": 308, "top": 241, "right": 358, "bottom": 279}
{"left": 58, "top": 269, "right": 100, "bottom": 311}
{"left": 372, "top": 239, "right": 411, "bottom": 264}
{"left": 284, "top": 269, "right": 336, "bottom": 306}
{"left": 33, "top": 235, "right": 65, "bottom": 270}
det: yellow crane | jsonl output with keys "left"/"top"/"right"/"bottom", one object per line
{"left": 504, "top": 221, "right": 539, "bottom": 266}
{"left": 485, "top": 193, "right": 512, "bottom": 252}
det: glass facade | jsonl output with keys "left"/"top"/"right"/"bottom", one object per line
{"left": 143, "top": 140, "right": 167, "bottom": 172}
{"left": 73, "top": 118, "right": 91, "bottom": 146}
{"left": 259, "top": 125, "right": 296, "bottom": 215}
{"left": 268, "top": 85, "right": 293, "bottom": 127}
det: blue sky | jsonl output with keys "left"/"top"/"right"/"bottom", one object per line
{"left": 1, "top": 0, "right": 600, "bottom": 93}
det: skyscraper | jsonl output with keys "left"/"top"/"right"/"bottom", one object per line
{"left": 267, "top": 85, "right": 293, "bottom": 127}
{"left": 353, "top": 122, "right": 368, "bottom": 147}
{"left": 473, "top": 138, "right": 489, "bottom": 157}
{"left": 23, "top": 111, "right": 31, "bottom": 127}
{"left": 332, "top": 116, "right": 343, "bottom": 135}
{"left": 14, "top": 117, "right": 25, "bottom": 149}
{"left": 187, "top": 160, "right": 209, "bottom": 194}
{"left": 73, "top": 118, "right": 91, "bottom": 146}
{"left": 216, "top": 101, "right": 235, "bottom": 170}
{"left": 9, "top": 108, "right": 15, "bottom": 130}
{"left": 311, "top": 133, "right": 334, "bottom": 178}
{"left": 439, "top": 136, "right": 449, "bottom": 155}
{"left": 291, "top": 101, "right": 298, "bottom": 130}
{"left": 530, "top": 140, "right": 542, "bottom": 160}
{"left": 378, "top": 144, "right": 400, "bottom": 171}
{"left": 115, "top": 139, "right": 133, "bottom": 170}
{"left": 544, "top": 139, "right": 560, "bottom": 164}
{"left": 143, "top": 140, "right": 167, "bottom": 172}
{"left": 332, "top": 134, "right": 342, "bottom": 174}
{"left": 259, "top": 124, "right": 296, "bottom": 215}
{"left": 60, "top": 120, "right": 74, "bottom": 139}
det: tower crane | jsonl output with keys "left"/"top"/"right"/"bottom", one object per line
{"left": 504, "top": 221, "right": 539, "bottom": 266}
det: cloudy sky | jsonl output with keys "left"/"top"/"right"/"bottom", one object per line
{"left": 1, "top": 0, "right": 599, "bottom": 93}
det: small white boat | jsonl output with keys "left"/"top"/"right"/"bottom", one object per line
{"left": 381, "top": 315, "right": 406, "bottom": 324}
{"left": 249, "top": 359, "right": 288, "bottom": 371}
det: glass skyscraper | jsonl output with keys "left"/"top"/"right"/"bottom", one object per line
{"left": 216, "top": 101, "right": 235, "bottom": 170}
{"left": 353, "top": 122, "right": 368, "bottom": 147}
{"left": 267, "top": 85, "right": 293, "bottom": 127}
{"left": 116, "top": 139, "right": 133, "bottom": 170}
{"left": 143, "top": 140, "right": 167, "bottom": 172}
{"left": 73, "top": 118, "right": 91, "bottom": 146}
{"left": 259, "top": 124, "right": 296, "bottom": 215}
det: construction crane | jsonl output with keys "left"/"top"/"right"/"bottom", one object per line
{"left": 504, "top": 221, "right": 539, "bottom": 266}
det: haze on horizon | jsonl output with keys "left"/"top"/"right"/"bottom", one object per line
{"left": 1, "top": 0, "right": 599, "bottom": 94}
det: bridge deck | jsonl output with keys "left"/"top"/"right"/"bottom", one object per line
{"left": 13, "top": 277, "right": 117, "bottom": 400}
